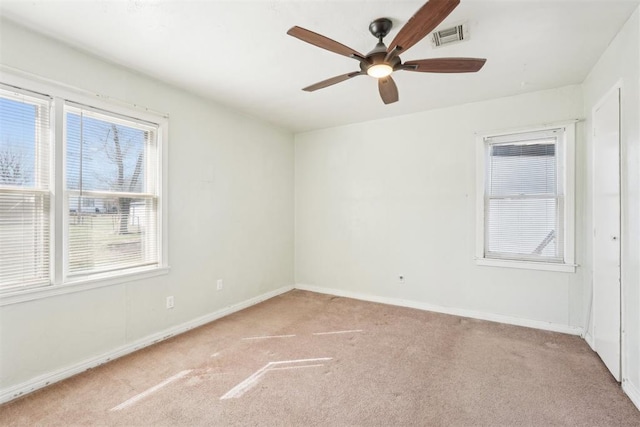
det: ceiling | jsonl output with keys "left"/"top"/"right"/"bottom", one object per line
{"left": 0, "top": 0, "right": 638, "bottom": 133}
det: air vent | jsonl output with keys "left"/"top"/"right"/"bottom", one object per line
{"left": 431, "top": 23, "right": 468, "bottom": 48}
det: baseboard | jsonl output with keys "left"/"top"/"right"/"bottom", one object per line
{"left": 0, "top": 285, "right": 294, "bottom": 405}
{"left": 584, "top": 331, "right": 595, "bottom": 350}
{"left": 295, "top": 284, "right": 583, "bottom": 336}
{"left": 623, "top": 379, "right": 640, "bottom": 412}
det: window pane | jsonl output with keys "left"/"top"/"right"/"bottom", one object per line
{"left": 490, "top": 142, "right": 556, "bottom": 196}
{"left": 0, "top": 96, "right": 48, "bottom": 188}
{"left": 487, "top": 198, "right": 559, "bottom": 258}
{"left": 66, "top": 110, "right": 149, "bottom": 193}
{"left": 0, "top": 88, "right": 51, "bottom": 291}
{"left": 67, "top": 195, "right": 158, "bottom": 276}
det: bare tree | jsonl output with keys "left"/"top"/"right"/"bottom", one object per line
{"left": 99, "top": 124, "right": 144, "bottom": 235}
{"left": 0, "top": 150, "right": 29, "bottom": 185}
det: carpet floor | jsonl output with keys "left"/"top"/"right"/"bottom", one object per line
{"left": 1, "top": 290, "right": 639, "bottom": 426}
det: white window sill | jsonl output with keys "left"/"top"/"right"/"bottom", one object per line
{"left": 0, "top": 266, "right": 171, "bottom": 307}
{"left": 476, "top": 258, "right": 576, "bottom": 273}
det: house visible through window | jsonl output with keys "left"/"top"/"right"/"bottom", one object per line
{"left": 0, "top": 82, "right": 167, "bottom": 296}
{"left": 476, "top": 124, "right": 575, "bottom": 272}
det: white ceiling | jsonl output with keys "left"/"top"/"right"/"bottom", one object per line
{"left": 1, "top": 0, "right": 638, "bottom": 133}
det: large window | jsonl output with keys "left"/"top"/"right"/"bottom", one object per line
{"left": 0, "top": 81, "right": 167, "bottom": 298}
{"left": 476, "top": 123, "right": 575, "bottom": 272}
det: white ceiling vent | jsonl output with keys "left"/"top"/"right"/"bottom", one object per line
{"left": 431, "top": 23, "right": 468, "bottom": 48}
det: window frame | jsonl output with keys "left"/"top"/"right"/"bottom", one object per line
{"left": 62, "top": 101, "right": 161, "bottom": 282}
{"left": 475, "top": 121, "right": 576, "bottom": 273}
{"left": 0, "top": 72, "right": 169, "bottom": 306}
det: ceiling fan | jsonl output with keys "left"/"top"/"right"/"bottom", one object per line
{"left": 287, "top": 0, "right": 486, "bottom": 105}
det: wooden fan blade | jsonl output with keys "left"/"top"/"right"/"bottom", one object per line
{"left": 287, "top": 26, "right": 364, "bottom": 59}
{"left": 378, "top": 76, "right": 399, "bottom": 104}
{"left": 303, "top": 71, "right": 364, "bottom": 92}
{"left": 388, "top": 0, "right": 460, "bottom": 54}
{"left": 403, "top": 58, "right": 487, "bottom": 73}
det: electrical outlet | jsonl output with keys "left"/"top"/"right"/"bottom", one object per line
{"left": 166, "top": 296, "right": 174, "bottom": 309}
{"left": 216, "top": 279, "right": 223, "bottom": 291}
{"left": 398, "top": 275, "right": 405, "bottom": 284}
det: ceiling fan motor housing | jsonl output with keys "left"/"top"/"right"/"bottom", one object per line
{"left": 362, "top": 18, "right": 400, "bottom": 74}
{"left": 360, "top": 48, "right": 400, "bottom": 74}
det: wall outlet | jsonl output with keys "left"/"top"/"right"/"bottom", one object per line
{"left": 216, "top": 279, "right": 223, "bottom": 291}
{"left": 398, "top": 275, "right": 405, "bottom": 284}
{"left": 166, "top": 296, "right": 174, "bottom": 309}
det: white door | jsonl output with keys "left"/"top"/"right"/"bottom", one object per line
{"left": 593, "top": 86, "right": 621, "bottom": 381}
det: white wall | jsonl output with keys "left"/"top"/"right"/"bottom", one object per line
{"left": 0, "top": 19, "right": 294, "bottom": 391}
{"left": 295, "top": 85, "right": 585, "bottom": 329}
{"left": 582, "top": 8, "right": 640, "bottom": 404}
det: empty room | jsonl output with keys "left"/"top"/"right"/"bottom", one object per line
{"left": 0, "top": 0, "right": 639, "bottom": 425}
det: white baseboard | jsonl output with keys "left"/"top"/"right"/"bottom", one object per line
{"left": 0, "top": 285, "right": 294, "bottom": 405}
{"left": 623, "top": 379, "right": 640, "bottom": 412}
{"left": 295, "top": 284, "right": 583, "bottom": 336}
{"left": 584, "top": 331, "right": 595, "bottom": 350}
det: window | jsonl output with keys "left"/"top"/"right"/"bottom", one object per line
{"left": 0, "top": 87, "right": 51, "bottom": 291}
{"left": 65, "top": 104, "right": 160, "bottom": 279}
{"left": 476, "top": 123, "right": 575, "bottom": 272}
{"left": 0, "top": 80, "right": 168, "bottom": 300}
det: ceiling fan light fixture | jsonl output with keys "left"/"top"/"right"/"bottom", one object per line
{"left": 367, "top": 63, "right": 393, "bottom": 78}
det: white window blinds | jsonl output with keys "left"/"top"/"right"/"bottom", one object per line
{"left": 0, "top": 87, "right": 52, "bottom": 291}
{"left": 484, "top": 128, "right": 564, "bottom": 262}
{"left": 65, "top": 103, "right": 159, "bottom": 278}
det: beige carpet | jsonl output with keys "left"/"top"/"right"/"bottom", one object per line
{"left": 1, "top": 290, "right": 638, "bottom": 426}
